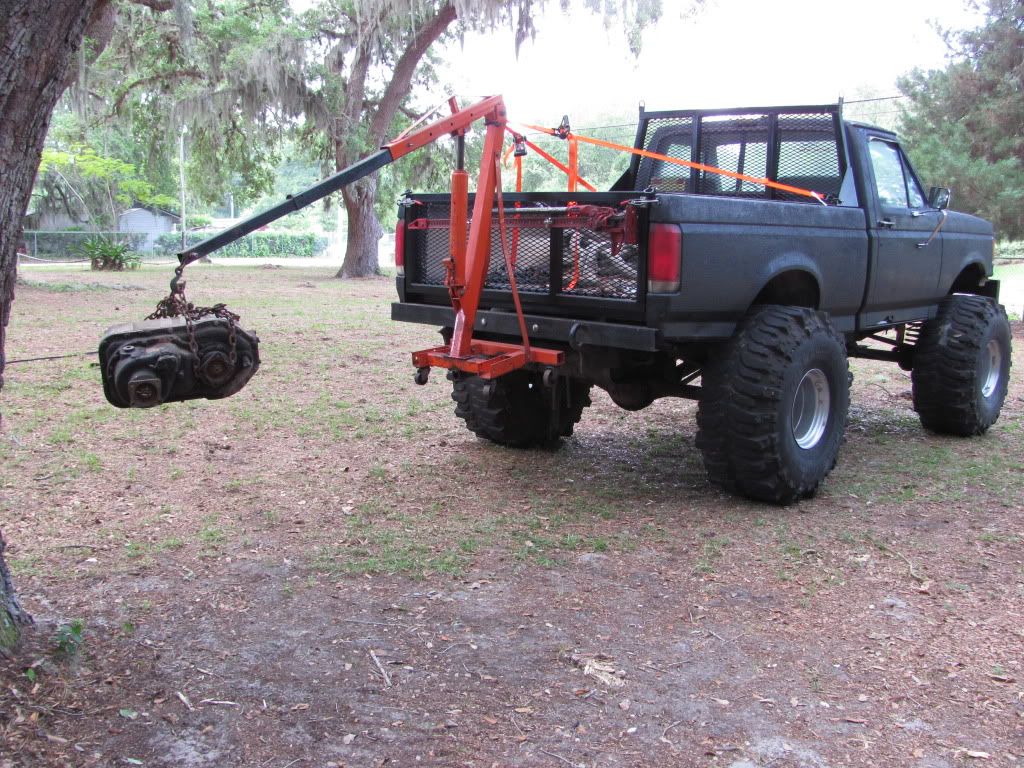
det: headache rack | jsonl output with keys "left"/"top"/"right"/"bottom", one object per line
{"left": 623, "top": 103, "right": 847, "bottom": 203}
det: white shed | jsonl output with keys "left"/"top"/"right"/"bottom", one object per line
{"left": 118, "top": 206, "right": 179, "bottom": 252}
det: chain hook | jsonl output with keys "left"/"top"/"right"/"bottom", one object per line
{"left": 146, "top": 258, "right": 241, "bottom": 378}
{"left": 168, "top": 263, "right": 186, "bottom": 296}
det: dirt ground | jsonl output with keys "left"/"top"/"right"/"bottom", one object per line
{"left": 1, "top": 265, "right": 1022, "bottom": 768}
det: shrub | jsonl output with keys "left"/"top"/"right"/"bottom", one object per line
{"left": 78, "top": 236, "right": 141, "bottom": 271}
{"left": 155, "top": 231, "right": 329, "bottom": 258}
{"left": 995, "top": 240, "right": 1024, "bottom": 261}
{"left": 21, "top": 231, "right": 147, "bottom": 259}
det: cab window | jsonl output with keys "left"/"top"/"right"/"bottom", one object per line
{"left": 869, "top": 139, "right": 926, "bottom": 208}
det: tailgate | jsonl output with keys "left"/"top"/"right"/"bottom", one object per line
{"left": 399, "top": 191, "right": 648, "bottom": 322}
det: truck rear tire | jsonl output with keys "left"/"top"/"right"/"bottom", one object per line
{"left": 696, "top": 306, "right": 851, "bottom": 504}
{"left": 449, "top": 371, "right": 591, "bottom": 448}
{"left": 911, "top": 294, "right": 1011, "bottom": 436}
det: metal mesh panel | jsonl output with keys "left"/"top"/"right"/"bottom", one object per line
{"left": 636, "top": 117, "right": 693, "bottom": 191}
{"left": 558, "top": 230, "right": 639, "bottom": 299}
{"left": 484, "top": 227, "right": 551, "bottom": 294}
{"left": 416, "top": 228, "right": 449, "bottom": 285}
{"left": 697, "top": 114, "right": 769, "bottom": 197}
{"left": 411, "top": 202, "right": 639, "bottom": 300}
{"left": 774, "top": 113, "right": 842, "bottom": 202}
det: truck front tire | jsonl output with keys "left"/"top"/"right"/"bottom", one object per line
{"left": 911, "top": 295, "right": 1011, "bottom": 436}
{"left": 696, "top": 306, "right": 851, "bottom": 504}
{"left": 450, "top": 371, "right": 591, "bottom": 448}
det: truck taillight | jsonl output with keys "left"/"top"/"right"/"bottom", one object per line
{"left": 395, "top": 219, "right": 406, "bottom": 276}
{"left": 647, "top": 223, "right": 681, "bottom": 293}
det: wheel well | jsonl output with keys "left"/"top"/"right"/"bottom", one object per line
{"left": 752, "top": 270, "right": 820, "bottom": 309}
{"left": 949, "top": 264, "right": 986, "bottom": 294}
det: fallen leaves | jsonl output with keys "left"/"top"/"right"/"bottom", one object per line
{"left": 568, "top": 652, "right": 625, "bottom": 688}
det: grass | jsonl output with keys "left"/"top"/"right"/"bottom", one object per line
{"left": 4, "top": 264, "right": 1023, "bottom": 595}
{"left": 830, "top": 401, "right": 1024, "bottom": 505}
{"left": 3, "top": 261, "right": 1023, "bottom": 768}
{"left": 310, "top": 539, "right": 469, "bottom": 578}
{"left": 198, "top": 524, "right": 226, "bottom": 545}
{"left": 694, "top": 534, "right": 730, "bottom": 574}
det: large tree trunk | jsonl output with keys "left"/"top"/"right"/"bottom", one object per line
{"left": 332, "top": 3, "right": 457, "bottom": 279}
{"left": 0, "top": 0, "right": 109, "bottom": 648}
{"left": 337, "top": 177, "right": 383, "bottom": 278}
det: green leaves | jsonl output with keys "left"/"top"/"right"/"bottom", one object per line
{"left": 36, "top": 142, "right": 169, "bottom": 229}
{"left": 898, "top": 0, "right": 1024, "bottom": 238}
{"left": 53, "top": 619, "right": 85, "bottom": 660}
{"left": 76, "top": 237, "right": 142, "bottom": 271}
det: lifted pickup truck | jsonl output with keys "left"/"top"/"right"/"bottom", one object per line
{"left": 392, "top": 103, "right": 1012, "bottom": 503}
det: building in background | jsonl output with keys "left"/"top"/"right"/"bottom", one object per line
{"left": 117, "top": 205, "right": 180, "bottom": 252}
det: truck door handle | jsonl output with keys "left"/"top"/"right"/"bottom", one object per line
{"left": 877, "top": 218, "right": 895, "bottom": 229}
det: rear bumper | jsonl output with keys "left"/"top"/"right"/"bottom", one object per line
{"left": 390, "top": 302, "right": 661, "bottom": 352}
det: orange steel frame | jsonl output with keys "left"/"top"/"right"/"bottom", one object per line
{"left": 394, "top": 97, "right": 564, "bottom": 380}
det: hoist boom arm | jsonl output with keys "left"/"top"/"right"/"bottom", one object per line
{"left": 176, "top": 95, "right": 506, "bottom": 265}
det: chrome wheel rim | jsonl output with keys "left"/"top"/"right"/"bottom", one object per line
{"left": 980, "top": 339, "right": 1002, "bottom": 398}
{"left": 792, "top": 368, "right": 830, "bottom": 450}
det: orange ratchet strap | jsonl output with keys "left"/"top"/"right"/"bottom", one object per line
{"left": 567, "top": 135, "right": 579, "bottom": 193}
{"left": 522, "top": 122, "right": 827, "bottom": 205}
{"left": 508, "top": 131, "right": 597, "bottom": 192}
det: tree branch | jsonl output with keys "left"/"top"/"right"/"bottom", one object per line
{"left": 362, "top": 100, "right": 420, "bottom": 120}
{"left": 368, "top": 2, "right": 457, "bottom": 144}
{"left": 128, "top": 0, "right": 174, "bottom": 10}
{"left": 61, "top": 0, "right": 116, "bottom": 91}
{"left": 334, "top": 42, "right": 373, "bottom": 167}
{"left": 110, "top": 68, "right": 205, "bottom": 115}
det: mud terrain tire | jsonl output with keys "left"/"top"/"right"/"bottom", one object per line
{"left": 911, "top": 295, "right": 1011, "bottom": 436}
{"left": 696, "top": 306, "right": 851, "bottom": 504}
{"left": 450, "top": 371, "right": 591, "bottom": 448}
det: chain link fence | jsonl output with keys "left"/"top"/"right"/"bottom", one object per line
{"left": 18, "top": 231, "right": 152, "bottom": 263}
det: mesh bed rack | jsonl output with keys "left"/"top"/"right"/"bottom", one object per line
{"left": 405, "top": 193, "right": 647, "bottom": 306}
{"left": 631, "top": 104, "right": 845, "bottom": 203}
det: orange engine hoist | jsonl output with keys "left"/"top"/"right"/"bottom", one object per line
{"left": 98, "top": 95, "right": 582, "bottom": 408}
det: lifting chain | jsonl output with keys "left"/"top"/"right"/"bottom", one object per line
{"left": 146, "top": 263, "right": 239, "bottom": 376}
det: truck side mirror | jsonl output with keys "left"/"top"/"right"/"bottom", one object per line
{"left": 928, "top": 186, "right": 951, "bottom": 210}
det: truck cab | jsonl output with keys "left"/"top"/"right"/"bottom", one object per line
{"left": 846, "top": 122, "right": 996, "bottom": 327}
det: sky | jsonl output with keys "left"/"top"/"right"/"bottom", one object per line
{"left": 283, "top": 0, "right": 984, "bottom": 129}
{"left": 430, "top": 0, "right": 982, "bottom": 126}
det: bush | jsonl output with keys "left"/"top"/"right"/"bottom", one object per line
{"left": 155, "top": 231, "right": 329, "bottom": 258}
{"left": 995, "top": 240, "right": 1024, "bottom": 261}
{"left": 21, "top": 231, "right": 147, "bottom": 259}
{"left": 77, "top": 236, "right": 141, "bottom": 271}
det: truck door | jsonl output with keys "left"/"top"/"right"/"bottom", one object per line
{"left": 860, "top": 135, "right": 942, "bottom": 328}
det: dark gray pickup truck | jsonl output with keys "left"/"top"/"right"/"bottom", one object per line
{"left": 392, "top": 103, "right": 1012, "bottom": 503}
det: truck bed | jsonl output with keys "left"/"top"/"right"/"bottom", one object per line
{"left": 398, "top": 191, "right": 649, "bottom": 323}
